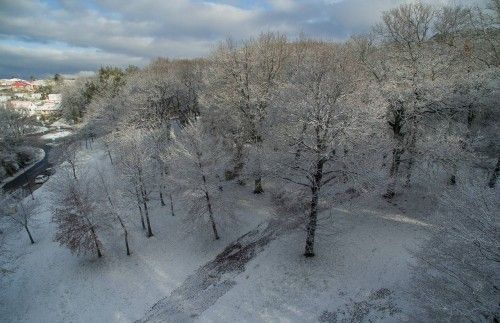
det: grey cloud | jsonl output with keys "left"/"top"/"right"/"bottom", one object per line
{"left": 0, "top": 0, "right": 488, "bottom": 78}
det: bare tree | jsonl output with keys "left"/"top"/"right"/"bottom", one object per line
{"left": 115, "top": 129, "right": 155, "bottom": 237}
{"left": 0, "top": 192, "right": 39, "bottom": 244}
{"left": 165, "top": 121, "right": 232, "bottom": 240}
{"left": 271, "top": 42, "right": 364, "bottom": 257}
{"left": 96, "top": 167, "right": 131, "bottom": 256}
{"left": 203, "top": 32, "right": 289, "bottom": 193}
{"left": 51, "top": 172, "right": 106, "bottom": 258}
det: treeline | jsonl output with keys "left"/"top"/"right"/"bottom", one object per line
{"left": 48, "top": 1, "right": 499, "bottom": 321}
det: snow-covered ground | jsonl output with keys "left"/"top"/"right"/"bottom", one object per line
{"left": 40, "top": 130, "right": 73, "bottom": 140}
{"left": 26, "top": 126, "right": 50, "bottom": 135}
{"left": 50, "top": 119, "right": 73, "bottom": 129}
{"left": 199, "top": 199, "right": 430, "bottom": 322}
{"left": 0, "top": 144, "right": 432, "bottom": 322}
{"left": 0, "top": 145, "right": 274, "bottom": 323}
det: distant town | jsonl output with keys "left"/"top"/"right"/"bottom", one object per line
{"left": 0, "top": 76, "right": 75, "bottom": 187}
{"left": 0, "top": 77, "right": 66, "bottom": 119}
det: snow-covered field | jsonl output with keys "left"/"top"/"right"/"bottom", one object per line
{"left": 199, "top": 201, "right": 430, "bottom": 322}
{"left": 0, "top": 146, "right": 273, "bottom": 323}
{"left": 0, "top": 146, "right": 432, "bottom": 322}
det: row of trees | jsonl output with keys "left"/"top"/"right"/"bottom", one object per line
{"left": 44, "top": 1, "right": 498, "bottom": 320}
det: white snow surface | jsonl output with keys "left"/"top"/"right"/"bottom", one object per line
{"left": 40, "top": 130, "right": 73, "bottom": 140}
{"left": 0, "top": 143, "right": 432, "bottom": 323}
{"left": 0, "top": 145, "right": 273, "bottom": 323}
{"left": 198, "top": 198, "right": 431, "bottom": 322}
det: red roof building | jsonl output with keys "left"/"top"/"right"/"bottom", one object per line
{"left": 13, "top": 81, "right": 32, "bottom": 88}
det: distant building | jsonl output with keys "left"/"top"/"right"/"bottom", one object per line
{"left": 7, "top": 100, "right": 61, "bottom": 118}
{"left": 15, "top": 93, "right": 42, "bottom": 100}
{"left": 48, "top": 93, "right": 62, "bottom": 102}
{"left": 12, "top": 81, "right": 34, "bottom": 91}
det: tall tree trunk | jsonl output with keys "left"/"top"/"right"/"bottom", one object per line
{"left": 71, "top": 163, "right": 77, "bottom": 180}
{"left": 159, "top": 190, "right": 166, "bottom": 206}
{"left": 90, "top": 226, "right": 102, "bottom": 258}
{"left": 135, "top": 187, "right": 146, "bottom": 230}
{"left": 169, "top": 194, "right": 175, "bottom": 216}
{"left": 117, "top": 215, "right": 131, "bottom": 256}
{"left": 304, "top": 160, "right": 324, "bottom": 257}
{"left": 201, "top": 172, "right": 219, "bottom": 240}
{"left": 204, "top": 190, "right": 220, "bottom": 240}
{"left": 142, "top": 200, "right": 154, "bottom": 237}
{"left": 139, "top": 204, "right": 146, "bottom": 230}
{"left": 488, "top": 156, "right": 500, "bottom": 188}
{"left": 25, "top": 225, "right": 35, "bottom": 244}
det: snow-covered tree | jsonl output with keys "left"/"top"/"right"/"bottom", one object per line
{"left": 270, "top": 42, "right": 370, "bottom": 257}
{"left": 410, "top": 180, "right": 499, "bottom": 321}
{"left": 95, "top": 166, "right": 131, "bottom": 256}
{"left": 165, "top": 121, "right": 232, "bottom": 240}
{"left": 0, "top": 192, "right": 39, "bottom": 244}
{"left": 203, "top": 33, "right": 289, "bottom": 193}
{"left": 114, "top": 129, "right": 156, "bottom": 237}
{"left": 51, "top": 171, "right": 107, "bottom": 258}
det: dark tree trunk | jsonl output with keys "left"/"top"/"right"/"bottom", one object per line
{"left": 204, "top": 190, "right": 220, "bottom": 240}
{"left": 90, "top": 227, "right": 102, "bottom": 258}
{"left": 201, "top": 172, "right": 219, "bottom": 240}
{"left": 135, "top": 188, "right": 146, "bottom": 230}
{"left": 169, "top": 194, "right": 175, "bottom": 216}
{"left": 304, "top": 159, "right": 324, "bottom": 257}
{"left": 143, "top": 200, "right": 154, "bottom": 237}
{"left": 138, "top": 204, "right": 145, "bottom": 230}
{"left": 107, "top": 149, "right": 113, "bottom": 165}
{"left": 159, "top": 191, "right": 166, "bottom": 206}
{"left": 488, "top": 156, "right": 500, "bottom": 188}
{"left": 253, "top": 177, "right": 264, "bottom": 194}
{"left": 117, "top": 215, "right": 131, "bottom": 256}
{"left": 71, "top": 163, "right": 77, "bottom": 180}
{"left": 25, "top": 225, "right": 35, "bottom": 244}
{"left": 304, "top": 187, "right": 319, "bottom": 257}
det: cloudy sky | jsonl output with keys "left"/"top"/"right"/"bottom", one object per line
{"left": 0, "top": 0, "right": 485, "bottom": 79}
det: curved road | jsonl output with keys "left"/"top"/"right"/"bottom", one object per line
{"left": 2, "top": 130, "right": 73, "bottom": 195}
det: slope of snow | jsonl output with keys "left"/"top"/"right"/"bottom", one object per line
{"left": 0, "top": 145, "right": 273, "bottom": 323}
{"left": 198, "top": 197, "right": 431, "bottom": 322}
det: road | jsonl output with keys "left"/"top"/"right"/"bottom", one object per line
{"left": 2, "top": 130, "right": 73, "bottom": 196}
